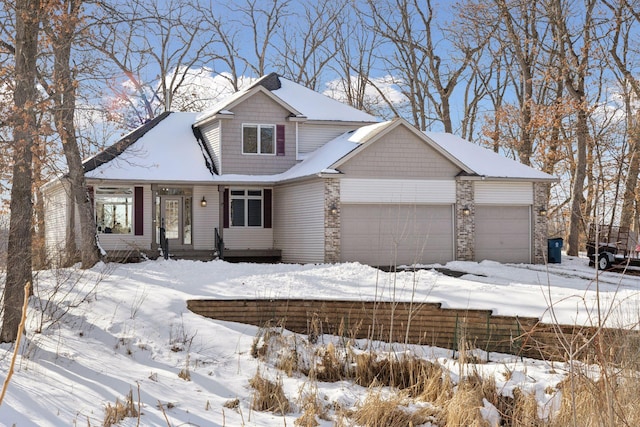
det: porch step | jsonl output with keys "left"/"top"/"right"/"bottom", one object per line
{"left": 222, "top": 249, "right": 282, "bottom": 263}
{"left": 168, "top": 250, "right": 216, "bottom": 262}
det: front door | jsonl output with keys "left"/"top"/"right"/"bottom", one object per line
{"left": 157, "top": 189, "right": 193, "bottom": 250}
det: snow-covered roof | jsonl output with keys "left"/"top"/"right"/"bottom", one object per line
{"left": 425, "top": 132, "right": 556, "bottom": 181}
{"left": 84, "top": 114, "right": 555, "bottom": 184}
{"left": 84, "top": 112, "right": 214, "bottom": 182}
{"left": 195, "top": 73, "right": 379, "bottom": 124}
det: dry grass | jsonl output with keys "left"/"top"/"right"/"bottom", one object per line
{"left": 249, "top": 370, "right": 291, "bottom": 415}
{"left": 350, "top": 391, "right": 439, "bottom": 427}
{"left": 102, "top": 389, "right": 139, "bottom": 427}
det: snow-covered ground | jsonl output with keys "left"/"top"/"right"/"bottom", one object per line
{"left": 0, "top": 254, "right": 638, "bottom": 426}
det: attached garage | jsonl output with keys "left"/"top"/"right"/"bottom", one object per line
{"left": 475, "top": 206, "right": 531, "bottom": 263}
{"left": 341, "top": 204, "right": 454, "bottom": 266}
{"left": 474, "top": 181, "right": 533, "bottom": 263}
{"left": 339, "top": 179, "right": 455, "bottom": 266}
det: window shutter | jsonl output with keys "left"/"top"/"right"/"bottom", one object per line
{"left": 263, "top": 189, "right": 272, "bottom": 229}
{"left": 276, "top": 124, "right": 285, "bottom": 156}
{"left": 134, "top": 186, "right": 144, "bottom": 235}
{"left": 223, "top": 188, "right": 229, "bottom": 228}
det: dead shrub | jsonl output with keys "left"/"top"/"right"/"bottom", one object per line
{"left": 103, "top": 389, "right": 138, "bottom": 427}
{"left": 311, "top": 342, "right": 345, "bottom": 382}
{"left": 350, "top": 391, "right": 438, "bottom": 427}
{"left": 249, "top": 370, "right": 290, "bottom": 415}
{"left": 442, "top": 377, "right": 490, "bottom": 427}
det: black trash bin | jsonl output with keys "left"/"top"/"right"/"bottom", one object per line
{"left": 548, "top": 238, "right": 563, "bottom": 264}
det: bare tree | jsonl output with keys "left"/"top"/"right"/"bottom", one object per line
{"left": 272, "top": 0, "right": 343, "bottom": 90}
{"left": 548, "top": 0, "right": 598, "bottom": 256}
{"left": 42, "top": 0, "right": 100, "bottom": 268}
{"left": 89, "top": 0, "right": 215, "bottom": 125}
{"left": 603, "top": 0, "right": 640, "bottom": 229}
{"left": 1, "top": 0, "right": 40, "bottom": 343}
{"left": 365, "top": 0, "right": 485, "bottom": 132}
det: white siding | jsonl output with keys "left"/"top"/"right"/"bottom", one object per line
{"left": 274, "top": 180, "right": 325, "bottom": 263}
{"left": 341, "top": 179, "right": 456, "bottom": 204}
{"left": 474, "top": 181, "right": 533, "bottom": 205}
{"left": 44, "top": 181, "right": 70, "bottom": 258}
{"left": 193, "top": 186, "right": 219, "bottom": 250}
{"left": 201, "top": 121, "right": 221, "bottom": 173}
{"left": 95, "top": 184, "right": 153, "bottom": 251}
{"left": 298, "top": 123, "right": 360, "bottom": 156}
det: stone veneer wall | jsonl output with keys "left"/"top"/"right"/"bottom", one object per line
{"left": 533, "top": 182, "right": 549, "bottom": 264}
{"left": 324, "top": 178, "right": 341, "bottom": 263}
{"left": 456, "top": 180, "right": 474, "bottom": 261}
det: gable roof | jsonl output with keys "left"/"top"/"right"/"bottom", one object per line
{"left": 84, "top": 112, "right": 215, "bottom": 182}
{"left": 425, "top": 132, "right": 556, "bottom": 181}
{"left": 83, "top": 112, "right": 171, "bottom": 173}
{"left": 195, "top": 73, "right": 379, "bottom": 125}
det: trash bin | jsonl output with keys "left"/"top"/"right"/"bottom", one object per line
{"left": 547, "top": 238, "right": 563, "bottom": 264}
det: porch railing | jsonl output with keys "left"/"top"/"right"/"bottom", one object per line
{"left": 160, "top": 226, "right": 169, "bottom": 260}
{"left": 215, "top": 227, "right": 224, "bottom": 260}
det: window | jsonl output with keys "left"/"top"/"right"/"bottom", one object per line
{"left": 243, "top": 124, "right": 275, "bottom": 154}
{"left": 230, "top": 189, "right": 263, "bottom": 227}
{"left": 95, "top": 187, "right": 133, "bottom": 234}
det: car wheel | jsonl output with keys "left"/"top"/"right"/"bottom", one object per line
{"left": 598, "top": 253, "right": 611, "bottom": 270}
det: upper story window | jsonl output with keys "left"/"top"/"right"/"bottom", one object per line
{"left": 243, "top": 124, "right": 275, "bottom": 155}
{"left": 95, "top": 187, "right": 133, "bottom": 234}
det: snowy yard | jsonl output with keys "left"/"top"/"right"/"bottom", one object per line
{"left": 0, "top": 254, "right": 638, "bottom": 426}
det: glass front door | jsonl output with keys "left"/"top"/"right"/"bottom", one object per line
{"left": 157, "top": 190, "right": 193, "bottom": 249}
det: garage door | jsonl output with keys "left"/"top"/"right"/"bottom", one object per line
{"left": 341, "top": 204, "right": 454, "bottom": 266}
{"left": 475, "top": 206, "right": 531, "bottom": 263}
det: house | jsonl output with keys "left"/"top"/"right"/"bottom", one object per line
{"left": 44, "top": 73, "right": 556, "bottom": 267}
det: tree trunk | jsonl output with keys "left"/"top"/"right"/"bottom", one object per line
{"left": 567, "top": 108, "right": 588, "bottom": 256}
{"left": 1, "top": 0, "right": 40, "bottom": 343}
{"left": 620, "top": 119, "right": 640, "bottom": 229}
{"left": 50, "top": 0, "right": 101, "bottom": 269}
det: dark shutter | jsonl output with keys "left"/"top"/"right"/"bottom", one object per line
{"left": 134, "top": 186, "right": 144, "bottom": 235}
{"left": 263, "top": 189, "right": 272, "bottom": 229}
{"left": 223, "top": 188, "right": 229, "bottom": 228}
{"left": 276, "top": 124, "right": 285, "bottom": 156}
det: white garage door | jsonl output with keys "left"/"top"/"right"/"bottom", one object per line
{"left": 341, "top": 204, "right": 454, "bottom": 267}
{"left": 475, "top": 206, "right": 531, "bottom": 263}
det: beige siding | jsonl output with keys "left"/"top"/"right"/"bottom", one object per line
{"left": 201, "top": 121, "right": 221, "bottom": 173}
{"left": 221, "top": 92, "right": 298, "bottom": 174}
{"left": 298, "top": 123, "right": 360, "bottom": 156}
{"left": 341, "top": 204, "right": 454, "bottom": 266}
{"left": 44, "top": 180, "right": 70, "bottom": 257}
{"left": 339, "top": 126, "right": 462, "bottom": 179}
{"left": 341, "top": 179, "right": 455, "bottom": 204}
{"left": 274, "top": 180, "right": 325, "bottom": 263}
{"left": 474, "top": 181, "right": 533, "bottom": 205}
{"left": 95, "top": 184, "right": 153, "bottom": 251}
{"left": 475, "top": 206, "right": 532, "bottom": 263}
{"left": 193, "top": 186, "right": 219, "bottom": 250}
{"left": 224, "top": 228, "right": 273, "bottom": 250}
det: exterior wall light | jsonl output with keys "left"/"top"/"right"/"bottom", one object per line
{"left": 201, "top": 196, "right": 207, "bottom": 207}
{"left": 462, "top": 206, "right": 471, "bottom": 216}
{"left": 539, "top": 207, "right": 547, "bottom": 216}
{"left": 330, "top": 204, "right": 338, "bottom": 215}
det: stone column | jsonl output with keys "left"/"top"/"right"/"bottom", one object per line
{"left": 533, "top": 182, "right": 549, "bottom": 264}
{"left": 456, "top": 180, "right": 475, "bottom": 261}
{"left": 324, "top": 178, "right": 341, "bottom": 263}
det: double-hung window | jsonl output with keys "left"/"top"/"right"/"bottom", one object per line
{"left": 242, "top": 124, "right": 275, "bottom": 155}
{"left": 230, "top": 189, "right": 263, "bottom": 227}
